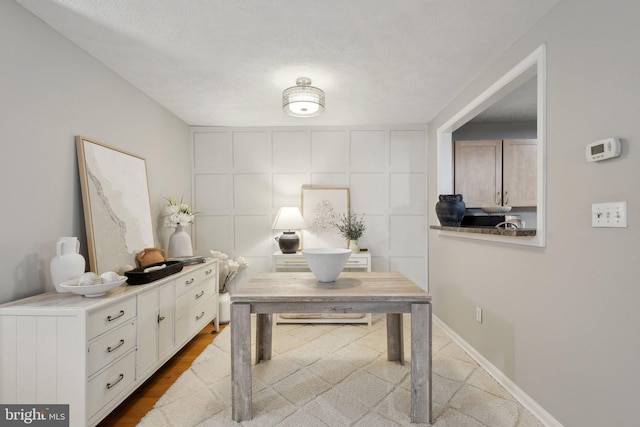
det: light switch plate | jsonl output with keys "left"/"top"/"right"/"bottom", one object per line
{"left": 476, "top": 306, "right": 482, "bottom": 323}
{"left": 592, "top": 202, "right": 627, "bottom": 228}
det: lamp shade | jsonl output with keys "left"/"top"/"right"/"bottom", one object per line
{"left": 282, "top": 77, "right": 325, "bottom": 117}
{"left": 272, "top": 207, "right": 306, "bottom": 230}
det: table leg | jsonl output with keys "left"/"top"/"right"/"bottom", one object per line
{"left": 411, "top": 302, "right": 432, "bottom": 424}
{"left": 256, "top": 313, "right": 272, "bottom": 363}
{"left": 231, "top": 303, "right": 252, "bottom": 421}
{"left": 386, "top": 313, "right": 404, "bottom": 365}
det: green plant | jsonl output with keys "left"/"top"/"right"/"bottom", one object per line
{"left": 334, "top": 212, "right": 366, "bottom": 241}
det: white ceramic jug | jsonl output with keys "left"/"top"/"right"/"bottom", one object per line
{"left": 57, "top": 236, "right": 79, "bottom": 255}
{"left": 50, "top": 237, "right": 86, "bottom": 292}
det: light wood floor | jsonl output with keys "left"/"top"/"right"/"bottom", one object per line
{"left": 97, "top": 322, "right": 227, "bottom": 427}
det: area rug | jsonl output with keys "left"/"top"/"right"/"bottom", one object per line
{"left": 138, "top": 315, "right": 543, "bottom": 426}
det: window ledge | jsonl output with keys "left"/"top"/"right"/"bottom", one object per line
{"left": 429, "top": 225, "right": 536, "bottom": 237}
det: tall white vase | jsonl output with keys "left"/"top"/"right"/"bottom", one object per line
{"left": 50, "top": 237, "right": 86, "bottom": 293}
{"left": 219, "top": 292, "right": 231, "bottom": 324}
{"left": 168, "top": 225, "right": 193, "bottom": 258}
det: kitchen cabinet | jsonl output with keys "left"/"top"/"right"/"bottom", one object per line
{"left": 454, "top": 139, "right": 537, "bottom": 207}
{"left": 0, "top": 259, "right": 217, "bottom": 427}
{"left": 502, "top": 139, "right": 537, "bottom": 206}
{"left": 454, "top": 140, "right": 502, "bottom": 207}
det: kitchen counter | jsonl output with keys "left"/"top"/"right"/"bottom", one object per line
{"left": 430, "top": 225, "right": 537, "bottom": 237}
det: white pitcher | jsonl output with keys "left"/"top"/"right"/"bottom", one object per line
{"left": 57, "top": 236, "right": 80, "bottom": 255}
{"left": 50, "top": 237, "right": 86, "bottom": 292}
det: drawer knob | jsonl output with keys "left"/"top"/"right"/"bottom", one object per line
{"left": 107, "top": 339, "right": 125, "bottom": 353}
{"left": 106, "top": 373, "right": 124, "bottom": 389}
{"left": 185, "top": 278, "right": 195, "bottom": 285}
{"left": 195, "top": 311, "right": 205, "bottom": 320}
{"left": 205, "top": 268, "right": 213, "bottom": 275}
{"left": 107, "top": 310, "right": 125, "bottom": 322}
{"left": 195, "top": 290, "right": 205, "bottom": 299}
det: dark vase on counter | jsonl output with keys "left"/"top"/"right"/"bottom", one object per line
{"left": 436, "top": 194, "right": 466, "bottom": 226}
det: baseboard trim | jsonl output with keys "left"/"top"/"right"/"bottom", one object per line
{"left": 433, "top": 315, "right": 563, "bottom": 427}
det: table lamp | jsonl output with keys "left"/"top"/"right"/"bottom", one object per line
{"left": 272, "top": 207, "right": 306, "bottom": 253}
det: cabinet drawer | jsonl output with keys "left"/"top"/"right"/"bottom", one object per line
{"left": 176, "top": 278, "right": 216, "bottom": 319}
{"left": 87, "top": 350, "right": 136, "bottom": 418}
{"left": 275, "top": 257, "right": 309, "bottom": 269}
{"left": 176, "top": 264, "right": 216, "bottom": 297}
{"left": 88, "top": 297, "right": 136, "bottom": 339}
{"left": 345, "top": 257, "right": 369, "bottom": 268}
{"left": 88, "top": 320, "right": 137, "bottom": 377}
{"left": 175, "top": 295, "right": 216, "bottom": 346}
{"left": 275, "top": 255, "right": 369, "bottom": 270}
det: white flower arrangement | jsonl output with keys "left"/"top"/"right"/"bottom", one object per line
{"left": 164, "top": 197, "right": 195, "bottom": 228}
{"left": 209, "top": 250, "right": 249, "bottom": 293}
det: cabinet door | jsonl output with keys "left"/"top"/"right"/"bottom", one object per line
{"left": 454, "top": 140, "right": 502, "bottom": 208}
{"left": 503, "top": 139, "right": 537, "bottom": 206}
{"left": 158, "top": 282, "right": 175, "bottom": 360}
{"left": 136, "top": 288, "right": 159, "bottom": 377}
{"left": 137, "top": 282, "right": 176, "bottom": 376}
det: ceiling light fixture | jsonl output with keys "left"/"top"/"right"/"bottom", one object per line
{"left": 282, "top": 77, "right": 325, "bottom": 117}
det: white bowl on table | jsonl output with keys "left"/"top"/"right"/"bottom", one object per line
{"left": 302, "top": 248, "right": 352, "bottom": 282}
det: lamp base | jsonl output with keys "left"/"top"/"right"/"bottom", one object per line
{"left": 277, "top": 231, "right": 300, "bottom": 254}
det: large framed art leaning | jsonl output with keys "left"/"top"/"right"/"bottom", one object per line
{"left": 76, "top": 136, "right": 155, "bottom": 273}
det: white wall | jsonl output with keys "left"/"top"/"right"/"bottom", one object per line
{"left": 190, "top": 127, "right": 427, "bottom": 287}
{"left": 453, "top": 121, "right": 537, "bottom": 140}
{"left": 428, "top": 0, "right": 640, "bottom": 425}
{"left": 0, "top": 1, "right": 191, "bottom": 304}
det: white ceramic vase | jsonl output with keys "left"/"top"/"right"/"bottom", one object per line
{"left": 168, "top": 225, "right": 193, "bottom": 258}
{"left": 349, "top": 240, "right": 360, "bottom": 253}
{"left": 219, "top": 292, "right": 231, "bottom": 324}
{"left": 50, "top": 237, "right": 86, "bottom": 293}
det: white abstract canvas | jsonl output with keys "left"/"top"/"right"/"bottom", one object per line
{"left": 77, "top": 137, "right": 155, "bottom": 273}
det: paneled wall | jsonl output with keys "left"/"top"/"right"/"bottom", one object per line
{"left": 191, "top": 126, "right": 427, "bottom": 289}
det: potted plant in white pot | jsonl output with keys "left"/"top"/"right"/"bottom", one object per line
{"left": 334, "top": 212, "right": 366, "bottom": 252}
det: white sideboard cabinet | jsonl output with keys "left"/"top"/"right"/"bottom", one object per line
{"left": 272, "top": 251, "right": 372, "bottom": 325}
{"left": 0, "top": 259, "right": 218, "bottom": 427}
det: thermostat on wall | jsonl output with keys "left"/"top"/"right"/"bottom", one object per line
{"left": 586, "top": 138, "right": 621, "bottom": 162}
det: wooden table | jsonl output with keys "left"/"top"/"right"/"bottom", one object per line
{"left": 272, "top": 251, "right": 372, "bottom": 325}
{"left": 230, "top": 272, "right": 432, "bottom": 423}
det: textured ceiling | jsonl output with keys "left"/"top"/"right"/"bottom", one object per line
{"left": 15, "top": 0, "right": 559, "bottom": 127}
